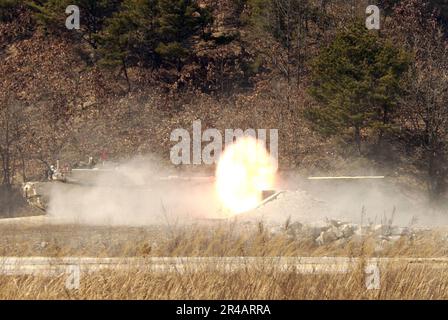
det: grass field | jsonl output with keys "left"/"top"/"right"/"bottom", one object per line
{"left": 1, "top": 262, "right": 448, "bottom": 299}
{"left": 0, "top": 221, "right": 447, "bottom": 257}
{"left": 1, "top": 221, "right": 448, "bottom": 299}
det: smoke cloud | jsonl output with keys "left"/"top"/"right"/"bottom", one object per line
{"left": 46, "top": 157, "right": 446, "bottom": 228}
{"left": 47, "top": 157, "right": 222, "bottom": 226}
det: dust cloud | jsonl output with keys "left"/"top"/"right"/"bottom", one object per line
{"left": 47, "top": 157, "right": 222, "bottom": 226}
{"left": 47, "top": 157, "right": 447, "bottom": 227}
{"left": 269, "top": 172, "right": 448, "bottom": 227}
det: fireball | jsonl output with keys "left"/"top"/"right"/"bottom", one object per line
{"left": 215, "top": 136, "right": 277, "bottom": 214}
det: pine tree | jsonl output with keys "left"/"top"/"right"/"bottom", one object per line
{"left": 155, "top": 0, "right": 211, "bottom": 68}
{"left": 306, "top": 23, "right": 410, "bottom": 153}
{"left": 28, "top": 0, "right": 121, "bottom": 47}
{"left": 96, "top": 0, "right": 158, "bottom": 80}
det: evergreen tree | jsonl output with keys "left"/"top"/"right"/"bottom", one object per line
{"left": 155, "top": 0, "right": 212, "bottom": 68}
{"left": 28, "top": 0, "right": 121, "bottom": 47}
{"left": 96, "top": 0, "right": 159, "bottom": 90}
{"left": 306, "top": 23, "right": 410, "bottom": 153}
{"left": 96, "top": 0, "right": 212, "bottom": 76}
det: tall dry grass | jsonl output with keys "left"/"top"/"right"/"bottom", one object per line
{"left": 1, "top": 263, "right": 448, "bottom": 299}
{"left": 0, "top": 222, "right": 447, "bottom": 258}
{"left": 1, "top": 222, "right": 448, "bottom": 299}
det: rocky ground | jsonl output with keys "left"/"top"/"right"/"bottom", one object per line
{"left": 271, "top": 218, "right": 422, "bottom": 247}
{"left": 236, "top": 188, "right": 433, "bottom": 249}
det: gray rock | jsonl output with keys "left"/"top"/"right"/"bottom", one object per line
{"left": 328, "top": 219, "right": 345, "bottom": 228}
{"left": 331, "top": 226, "right": 344, "bottom": 239}
{"left": 340, "top": 224, "right": 356, "bottom": 238}
{"left": 316, "top": 228, "right": 338, "bottom": 245}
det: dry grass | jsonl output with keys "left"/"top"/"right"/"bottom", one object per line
{"left": 0, "top": 222, "right": 448, "bottom": 258}
{"left": 1, "top": 222, "right": 448, "bottom": 299}
{"left": 1, "top": 263, "right": 448, "bottom": 299}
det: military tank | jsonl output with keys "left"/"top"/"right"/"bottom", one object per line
{"left": 21, "top": 158, "right": 218, "bottom": 215}
{"left": 21, "top": 157, "right": 284, "bottom": 218}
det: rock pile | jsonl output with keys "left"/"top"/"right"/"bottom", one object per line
{"left": 272, "top": 218, "right": 417, "bottom": 246}
{"left": 236, "top": 189, "right": 423, "bottom": 247}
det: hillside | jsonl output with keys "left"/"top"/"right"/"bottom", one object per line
{"left": 1, "top": 0, "right": 448, "bottom": 215}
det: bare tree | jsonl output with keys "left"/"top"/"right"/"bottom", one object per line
{"left": 0, "top": 98, "right": 28, "bottom": 188}
{"left": 401, "top": 48, "right": 448, "bottom": 201}
{"left": 392, "top": 0, "right": 448, "bottom": 202}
